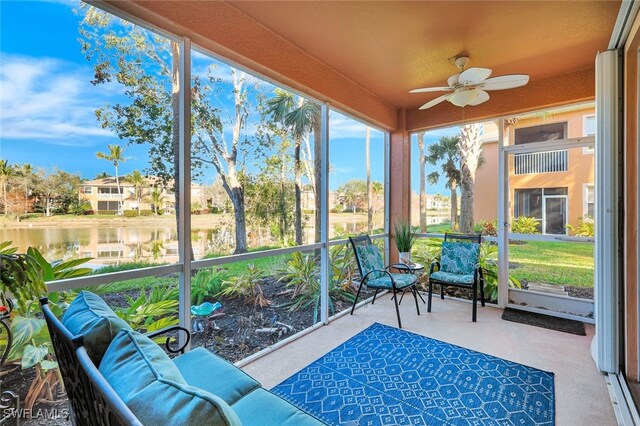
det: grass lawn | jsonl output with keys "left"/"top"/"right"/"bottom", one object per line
{"left": 508, "top": 240, "right": 594, "bottom": 287}
{"left": 89, "top": 250, "right": 289, "bottom": 294}
{"left": 411, "top": 237, "right": 594, "bottom": 288}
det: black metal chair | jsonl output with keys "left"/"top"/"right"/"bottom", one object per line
{"left": 427, "top": 233, "right": 485, "bottom": 322}
{"left": 40, "top": 298, "right": 189, "bottom": 425}
{"left": 349, "top": 235, "right": 420, "bottom": 328}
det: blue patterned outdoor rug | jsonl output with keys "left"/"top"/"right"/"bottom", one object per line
{"left": 272, "top": 323, "right": 554, "bottom": 426}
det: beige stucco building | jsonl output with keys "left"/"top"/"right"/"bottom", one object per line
{"left": 474, "top": 105, "right": 595, "bottom": 234}
{"left": 80, "top": 177, "right": 208, "bottom": 214}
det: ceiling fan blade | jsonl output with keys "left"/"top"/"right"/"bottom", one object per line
{"left": 468, "top": 89, "right": 490, "bottom": 106}
{"left": 458, "top": 67, "right": 492, "bottom": 86}
{"left": 480, "top": 74, "right": 529, "bottom": 91}
{"left": 419, "top": 93, "right": 451, "bottom": 110}
{"left": 409, "top": 86, "right": 453, "bottom": 93}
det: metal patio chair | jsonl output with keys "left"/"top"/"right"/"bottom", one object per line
{"left": 428, "top": 233, "right": 485, "bottom": 322}
{"left": 349, "top": 235, "right": 420, "bottom": 328}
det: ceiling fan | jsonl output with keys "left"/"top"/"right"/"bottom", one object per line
{"left": 410, "top": 56, "right": 529, "bottom": 110}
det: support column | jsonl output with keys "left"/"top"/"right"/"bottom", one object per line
{"left": 320, "top": 103, "right": 330, "bottom": 324}
{"left": 178, "top": 38, "right": 192, "bottom": 348}
{"left": 389, "top": 109, "right": 411, "bottom": 263}
{"left": 497, "top": 118, "right": 509, "bottom": 308}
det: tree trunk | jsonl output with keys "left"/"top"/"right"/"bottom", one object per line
{"left": 2, "top": 181, "right": 6, "bottom": 216}
{"left": 313, "top": 112, "right": 322, "bottom": 244}
{"left": 366, "top": 127, "right": 372, "bottom": 234}
{"left": 458, "top": 124, "right": 482, "bottom": 234}
{"left": 418, "top": 132, "right": 427, "bottom": 233}
{"left": 450, "top": 179, "right": 459, "bottom": 231}
{"left": 294, "top": 137, "right": 303, "bottom": 245}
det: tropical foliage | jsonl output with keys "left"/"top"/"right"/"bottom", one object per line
{"left": 511, "top": 216, "right": 541, "bottom": 234}
{"left": 566, "top": 216, "right": 595, "bottom": 237}
{"left": 394, "top": 220, "right": 416, "bottom": 253}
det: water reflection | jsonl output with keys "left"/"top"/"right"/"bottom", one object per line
{"left": 0, "top": 216, "right": 407, "bottom": 266}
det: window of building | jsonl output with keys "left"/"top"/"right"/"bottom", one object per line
{"left": 82, "top": 186, "right": 93, "bottom": 194}
{"left": 514, "top": 187, "right": 568, "bottom": 235}
{"left": 584, "top": 184, "right": 595, "bottom": 217}
{"left": 514, "top": 122, "right": 567, "bottom": 145}
{"left": 98, "top": 187, "right": 123, "bottom": 194}
{"left": 97, "top": 201, "right": 120, "bottom": 211}
{"left": 583, "top": 114, "right": 596, "bottom": 154}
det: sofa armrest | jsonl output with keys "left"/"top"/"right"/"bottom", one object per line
{"left": 146, "top": 325, "right": 191, "bottom": 354}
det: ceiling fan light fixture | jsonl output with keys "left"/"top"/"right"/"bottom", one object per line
{"left": 449, "top": 89, "right": 479, "bottom": 107}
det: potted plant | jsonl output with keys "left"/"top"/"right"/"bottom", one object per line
{"left": 394, "top": 220, "right": 416, "bottom": 264}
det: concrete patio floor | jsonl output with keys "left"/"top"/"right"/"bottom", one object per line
{"left": 242, "top": 294, "right": 615, "bottom": 425}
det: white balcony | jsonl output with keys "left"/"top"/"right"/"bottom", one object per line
{"left": 514, "top": 150, "right": 568, "bottom": 175}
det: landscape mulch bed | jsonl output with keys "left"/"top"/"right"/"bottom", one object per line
{"left": 501, "top": 307, "right": 586, "bottom": 335}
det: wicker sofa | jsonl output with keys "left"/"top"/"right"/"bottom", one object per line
{"left": 41, "top": 291, "right": 325, "bottom": 425}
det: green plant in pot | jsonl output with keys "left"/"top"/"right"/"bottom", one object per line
{"left": 394, "top": 220, "right": 416, "bottom": 264}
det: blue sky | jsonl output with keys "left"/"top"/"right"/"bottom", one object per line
{"left": 0, "top": 0, "right": 444, "bottom": 193}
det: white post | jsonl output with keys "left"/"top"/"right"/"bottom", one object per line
{"left": 595, "top": 49, "right": 621, "bottom": 374}
{"left": 178, "top": 38, "right": 192, "bottom": 348}
{"left": 320, "top": 103, "right": 330, "bottom": 324}
{"left": 497, "top": 117, "right": 509, "bottom": 308}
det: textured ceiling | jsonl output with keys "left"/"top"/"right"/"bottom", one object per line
{"left": 227, "top": 1, "right": 620, "bottom": 109}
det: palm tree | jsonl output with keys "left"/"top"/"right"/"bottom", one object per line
{"left": 426, "top": 136, "right": 461, "bottom": 231}
{"left": 127, "top": 170, "right": 146, "bottom": 216}
{"left": 371, "top": 181, "right": 384, "bottom": 214}
{"left": 149, "top": 186, "right": 164, "bottom": 216}
{"left": 96, "top": 144, "right": 127, "bottom": 214}
{"left": 417, "top": 132, "right": 427, "bottom": 232}
{"left": 266, "top": 88, "right": 320, "bottom": 245}
{"left": 0, "top": 160, "right": 14, "bottom": 216}
{"left": 458, "top": 124, "right": 484, "bottom": 233}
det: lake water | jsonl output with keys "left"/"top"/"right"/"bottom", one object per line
{"left": 0, "top": 216, "right": 401, "bottom": 267}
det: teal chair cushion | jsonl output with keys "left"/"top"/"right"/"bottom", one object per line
{"left": 100, "top": 330, "right": 241, "bottom": 426}
{"left": 232, "top": 388, "right": 325, "bottom": 425}
{"left": 430, "top": 270, "right": 474, "bottom": 285}
{"left": 440, "top": 241, "right": 480, "bottom": 275}
{"left": 62, "top": 290, "right": 131, "bottom": 365}
{"left": 367, "top": 273, "right": 417, "bottom": 289}
{"left": 173, "top": 347, "right": 260, "bottom": 405}
{"left": 355, "top": 244, "right": 385, "bottom": 278}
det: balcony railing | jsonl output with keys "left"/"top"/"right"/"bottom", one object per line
{"left": 514, "top": 150, "right": 568, "bottom": 175}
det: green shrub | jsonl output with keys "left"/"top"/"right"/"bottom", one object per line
{"left": 479, "top": 242, "right": 521, "bottom": 301}
{"left": 511, "top": 216, "right": 540, "bottom": 234}
{"left": 191, "top": 268, "right": 224, "bottom": 305}
{"left": 566, "top": 216, "right": 594, "bottom": 237}
{"left": 394, "top": 220, "right": 416, "bottom": 252}
{"left": 123, "top": 210, "right": 138, "bottom": 217}
{"left": 220, "top": 264, "right": 268, "bottom": 307}
{"left": 96, "top": 210, "right": 118, "bottom": 215}
{"left": 114, "top": 284, "right": 179, "bottom": 333}
{"left": 480, "top": 220, "right": 498, "bottom": 236}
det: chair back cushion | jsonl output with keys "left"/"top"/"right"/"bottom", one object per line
{"left": 355, "top": 244, "right": 385, "bottom": 278}
{"left": 62, "top": 290, "right": 132, "bottom": 365}
{"left": 100, "top": 329, "right": 241, "bottom": 426}
{"left": 440, "top": 241, "right": 480, "bottom": 275}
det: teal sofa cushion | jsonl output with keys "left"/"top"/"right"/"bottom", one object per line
{"left": 62, "top": 290, "right": 131, "bottom": 365}
{"left": 100, "top": 330, "right": 241, "bottom": 426}
{"left": 232, "top": 388, "right": 325, "bottom": 425}
{"left": 174, "top": 347, "right": 260, "bottom": 405}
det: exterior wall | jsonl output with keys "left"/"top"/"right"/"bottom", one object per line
{"left": 473, "top": 140, "right": 500, "bottom": 223}
{"left": 473, "top": 107, "right": 595, "bottom": 231}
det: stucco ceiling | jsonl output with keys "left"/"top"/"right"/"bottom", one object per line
{"left": 226, "top": 1, "right": 620, "bottom": 110}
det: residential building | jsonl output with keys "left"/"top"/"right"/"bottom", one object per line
{"left": 80, "top": 177, "right": 208, "bottom": 213}
{"left": 474, "top": 105, "right": 595, "bottom": 234}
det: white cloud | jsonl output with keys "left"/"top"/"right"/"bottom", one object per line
{"left": 0, "top": 54, "right": 116, "bottom": 144}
